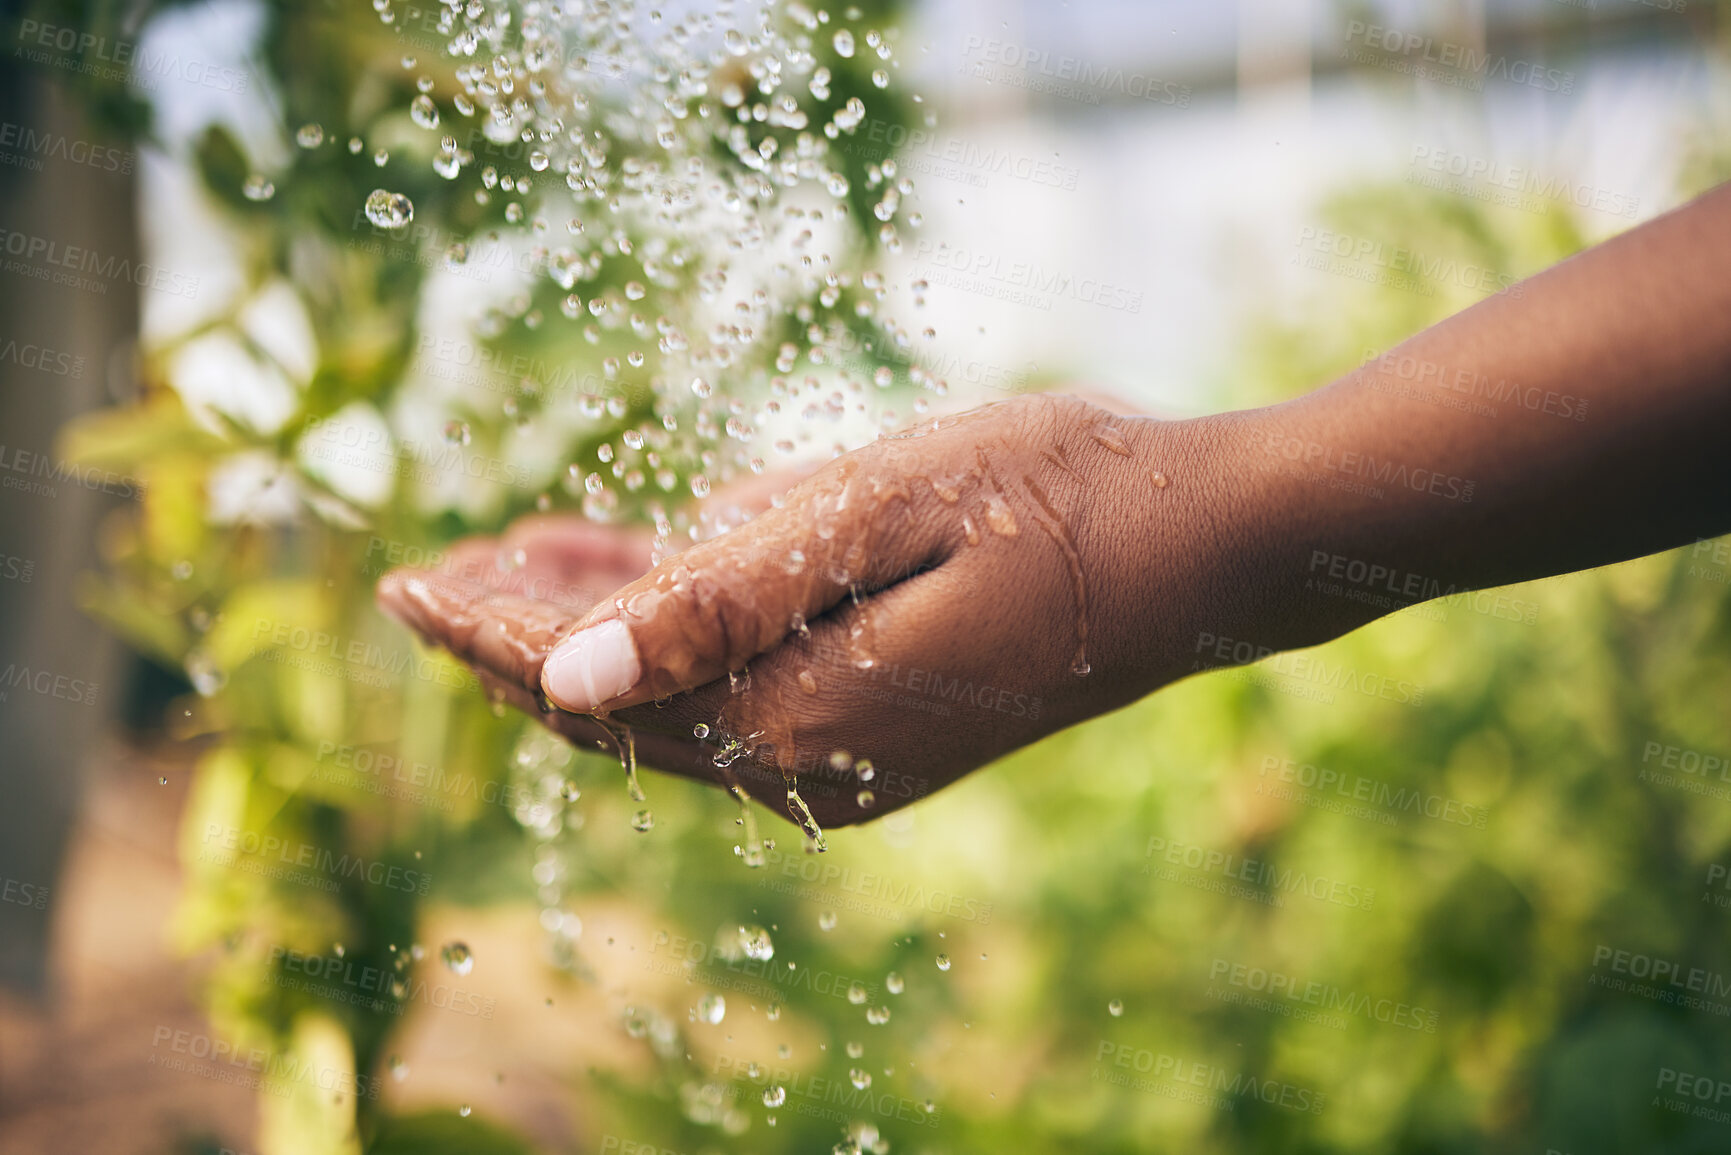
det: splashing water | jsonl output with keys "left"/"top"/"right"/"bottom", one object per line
{"left": 350, "top": 1, "right": 954, "bottom": 873}
{"left": 342, "top": 8, "right": 970, "bottom": 1128}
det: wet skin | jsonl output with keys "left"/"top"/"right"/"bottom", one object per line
{"left": 380, "top": 182, "right": 1731, "bottom": 831}
{"left": 378, "top": 394, "right": 1211, "bottom": 828}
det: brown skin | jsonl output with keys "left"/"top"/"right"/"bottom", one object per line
{"left": 379, "top": 181, "right": 1731, "bottom": 830}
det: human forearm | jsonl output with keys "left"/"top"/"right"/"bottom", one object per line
{"left": 1166, "top": 182, "right": 1731, "bottom": 673}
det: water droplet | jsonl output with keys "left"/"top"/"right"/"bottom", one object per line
{"left": 184, "top": 651, "right": 226, "bottom": 697}
{"left": 242, "top": 174, "right": 275, "bottom": 201}
{"left": 819, "top": 910, "right": 838, "bottom": 931}
{"left": 693, "top": 722, "right": 711, "bottom": 739}
{"left": 855, "top": 759, "right": 875, "bottom": 782}
{"left": 410, "top": 93, "right": 440, "bottom": 129}
{"left": 696, "top": 992, "right": 726, "bottom": 1023}
{"left": 737, "top": 924, "right": 775, "bottom": 961}
{"left": 849, "top": 1067, "right": 872, "bottom": 1089}
{"left": 1108, "top": 998, "right": 1124, "bottom": 1017}
{"left": 295, "top": 123, "right": 324, "bottom": 148}
{"left": 631, "top": 809, "right": 654, "bottom": 832}
{"left": 856, "top": 789, "right": 875, "bottom": 808}
{"left": 443, "top": 419, "right": 471, "bottom": 445}
{"left": 826, "top": 172, "right": 850, "bottom": 198}
{"left": 458, "top": 1104, "right": 472, "bottom": 1117}
{"left": 763, "top": 1084, "right": 786, "bottom": 1108}
{"left": 935, "top": 953, "right": 951, "bottom": 971}
{"left": 866, "top": 1005, "right": 891, "bottom": 1024}
{"left": 441, "top": 942, "right": 474, "bottom": 976}
{"left": 365, "top": 188, "right": 414, "bottom": 228}
{"left": 833, "top": 29, "right": 855, "bottom": 57}
{"left": 829, "top": 750, "right": 853, "bottom": 773}
{"left": 785, "top": 785, "right": 827, "bottom": 852}
{"left": 871, "top": 68, "right": 889, "bottom": 88}
{"left": 885, "top": 971, "right": 903, "bottom": 994}
{"left": 1072, "top": 659, "right": 1091, "bottom": 676}
{"left": 847, "top": 981, "right": 868, "bottom": 1005}
{"left": 797, "top": 670, "right": 818, "bottom": 694}
{"left": 390, "top": 1055, "right": 409, "bottom": 1081}
{"left": 1151, "top": 470, "right": 1169, "bottom": 488}
{"left": 625, "top": 1008, "right": 648, "bottom": 1037}
{"left": 157, "top": 776, "right": 168, "bottom": 786}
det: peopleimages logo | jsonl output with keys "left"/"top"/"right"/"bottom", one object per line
{"left": 1207, "top": 957, "right": 1441, "bottom": 1033}
{"left": 1294, "top": 226, "right": 1520, "bottom": 298}
{"left": 200, "top": 823, "right": 432, "bottom": 895}
{"left": 911, "top": 240, "right": 1144, "bottom": 313}
{"left": 1257, "top": 754, "right": 1488, "bottom": 829}
{"left": 1143, "top": 835, "right": 1376, "bottom": 910}
{"left": 0, "top": 227, "right": 201, "bottom": 298}
{"left": 0, "top": 121, "right": 132, "bottom": 174}
{"left": 0, "top": 662, "right": 100, "bottom": 706}
{"left": 147, "top": 1027, "right": 379, "bottom": 1101}
{"left": 1, "top": 875, "right": 49, "bottom": 910}
{"left": 0, "top": 443, "right": 145, "bottom": 500}
{"left": 960, "top": 37, "right": 1191, "bottom": 107}
{"left": 1093, "top": 1041, "right": 1326, "bottom": 1114}
{"left": 1340, "top": 21, "right": 1574, "bottom": 94}
{"left": 712, "top": 1054, "right": 942, "bottom": 1129}
{"left": 16, "top": 20, "right": 250, "bottom": 92}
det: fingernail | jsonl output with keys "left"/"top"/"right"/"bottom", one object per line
{"left": 542, "top": 619, "right": 640, "bottom": 711}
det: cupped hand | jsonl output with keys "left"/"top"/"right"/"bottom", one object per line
{"left": 378, "top": 394, "right": 1226, "bottom": 830}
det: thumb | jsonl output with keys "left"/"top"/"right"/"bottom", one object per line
{"left": 540, "top": 450, "right": 952, "bottom": 713}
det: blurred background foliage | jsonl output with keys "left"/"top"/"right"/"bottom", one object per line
{"left": 18, "top": 0, "right": 1731, "bottom": 1152}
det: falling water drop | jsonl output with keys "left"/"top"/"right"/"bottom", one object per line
{"left": 410, "top": 93, "right": 440, "bottom": 129}
{"left": 441, "top": 942, "right": 474, "bottom": 976}
{"left": 365, "top": 188, "right": 414, "bottom": 228}
{"left": 737, "top": 924, "right": 775, "bottom": 960}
